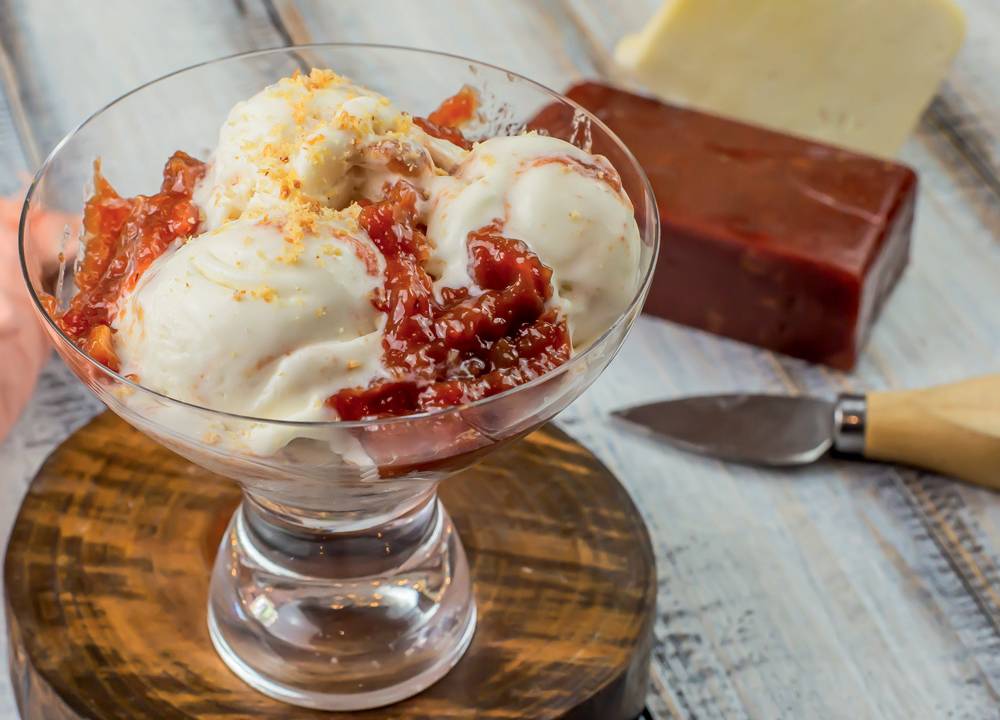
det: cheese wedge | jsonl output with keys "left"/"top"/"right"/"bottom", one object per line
{"left": 615, "top": 0, "right": 966, "bottom": 157}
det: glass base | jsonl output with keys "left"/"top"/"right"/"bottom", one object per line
{"left": 207, "top": 493, "right": 477, "bottom": 711}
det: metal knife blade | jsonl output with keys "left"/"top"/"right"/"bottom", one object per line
{"left": 612, "top": 394, "right": 838, "bottom": 466}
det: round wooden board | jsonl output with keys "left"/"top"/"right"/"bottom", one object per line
{"left": 5, "top": 411, "right": 655, "bottom": 720}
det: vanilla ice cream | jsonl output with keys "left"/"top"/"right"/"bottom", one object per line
{"left": 108, "top": 69, "right": 642, "bottom": 432}
{"left": 114, "top": 209, "right": 386, "bottom": 422}
{"left": 426, "top": 134, "right": 641, "bottom": 345}
{"left": 195, "top": 69, "right": 461, "bottom": 230}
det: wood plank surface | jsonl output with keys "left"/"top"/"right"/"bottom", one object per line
{"left": 1, "top": 0, "right": 999, "bottom": 718}
{"left": 562, "top": 1, "right": 1000, "bottom": 717}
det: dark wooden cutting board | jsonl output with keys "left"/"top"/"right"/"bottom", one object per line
{"left": 5, "top": 411, "right": 656, "bottom": 719}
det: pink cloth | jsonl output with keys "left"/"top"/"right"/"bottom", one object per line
{"left": 0, "top": 196, "right": 52, "bottom": 441}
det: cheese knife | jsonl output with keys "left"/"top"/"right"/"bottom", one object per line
{"left": 612, "top": 374, "right": 1000, "bottom": 489}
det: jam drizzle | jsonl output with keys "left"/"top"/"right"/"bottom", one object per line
{"left": 329, "top": 182, "right": 570, "bottom": 420}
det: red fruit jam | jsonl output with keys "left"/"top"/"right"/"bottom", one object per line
{"left": 328, "top": 183, "right": 570, "bottom": 420}
{"left": 50, "top": 151, "right": 205, "bottom": 371}
{"left": 414, "top": 86, "right": 478, "bottom": 150}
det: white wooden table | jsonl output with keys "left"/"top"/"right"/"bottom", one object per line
{"left": 2, "top": 1, "right": 1000, "bottom": 718}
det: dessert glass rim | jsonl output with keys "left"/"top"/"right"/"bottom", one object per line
{"left": 18, "top": 42, "right": 660, "bottom": 430}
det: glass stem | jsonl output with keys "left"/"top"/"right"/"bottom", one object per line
{"left": 238, "top": 487, "right": 442, "bottom": 579}
{"left": 207, "top": 484, "right": 476, "bottom": 710}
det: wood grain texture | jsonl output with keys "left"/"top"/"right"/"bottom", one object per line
{"left": 6, "top": 412, "right": 655, "bottom": 720}
{"left": 267, "top": 0, "right": 598, "bottom": 88}
{"left": 560, "top": 1, "right": 1000, "bottom": 717}
{"left": 2, "top": 0, "right": 1000, "bottom": 718}
{"left": 864, "top": 374, "right": 1000, "bottom": 488}
{"left": 921, "top": 0, "right": 1000, "bottom": 209}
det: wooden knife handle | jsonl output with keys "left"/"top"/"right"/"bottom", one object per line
{"left": 865, "top": 374, "right": 1000, "bottom": 489}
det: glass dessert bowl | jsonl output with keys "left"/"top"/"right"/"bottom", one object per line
{"left": 19, "top": 45, "right": 658, "bottom": 711}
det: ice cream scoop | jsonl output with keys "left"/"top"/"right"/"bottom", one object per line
{"left": 426, "top": 134, "right": 642, "bottom": 346}
{"left": 195, "top": 69, "right": 443, "bottom": 230}
{"left": 113, "top": 209, "right": 386, "bottom": 421}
